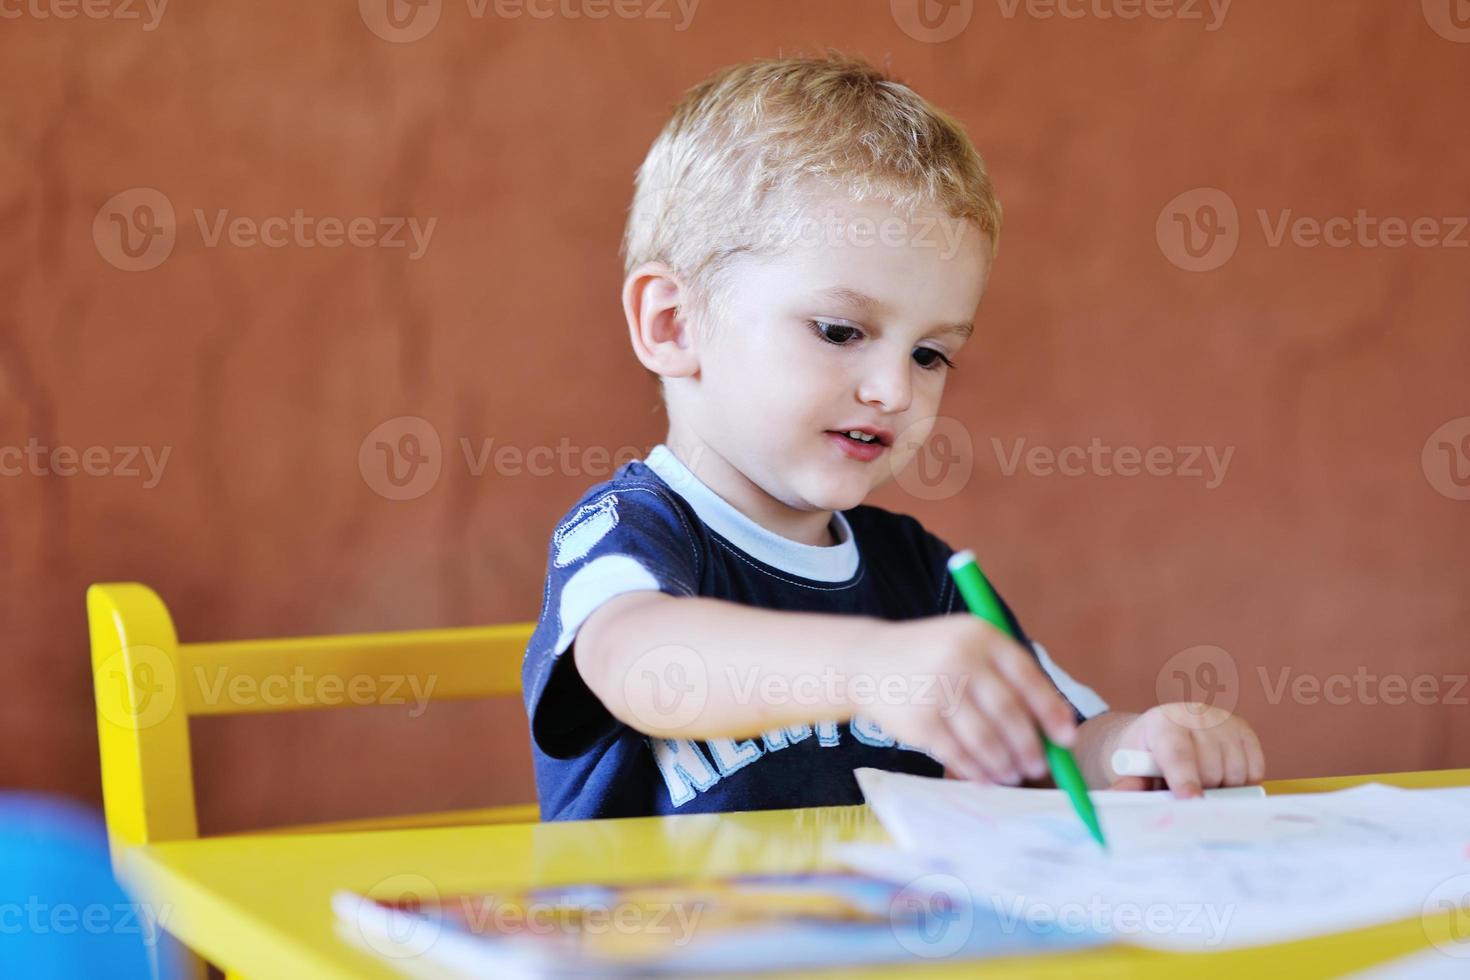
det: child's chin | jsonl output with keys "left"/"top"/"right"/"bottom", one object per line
{"left": 808, "top": 482, "right": 872, "bottom": 513}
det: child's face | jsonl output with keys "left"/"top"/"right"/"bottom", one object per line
{"left": 682, "top": 192, "right": 991, "bottom": 516}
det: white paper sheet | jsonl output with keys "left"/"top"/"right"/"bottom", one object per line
{"left": 837, "top": 768, "right": 1470, "bottom": 951}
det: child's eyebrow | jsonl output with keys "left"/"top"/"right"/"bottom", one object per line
{"left": 813, "top": 286, "right": 974, "bottom": 339}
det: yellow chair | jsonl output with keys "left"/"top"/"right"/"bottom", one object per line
{"left": 87, "top": 582, "right": 539, "bottom": 978}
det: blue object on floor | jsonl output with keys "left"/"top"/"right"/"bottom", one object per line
{"left": 0, "top": 791, "right": 163, "bottom": 980}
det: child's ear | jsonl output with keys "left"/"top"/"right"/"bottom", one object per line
{"left": 623, "top": 261, "right": 699, "bottom": 380}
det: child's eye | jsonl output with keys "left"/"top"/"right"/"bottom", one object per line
{"left": 913, "top": 347, "right": 957, "bottom": 371}
{"left": 809, "top": 320, "right": 862, "bottom": 345}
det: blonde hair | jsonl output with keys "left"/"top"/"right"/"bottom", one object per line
{"left": 620, "top": 51, "right": 1003, "bottom": 334}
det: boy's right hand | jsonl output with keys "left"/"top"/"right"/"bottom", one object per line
{"left": 858, "top": 615, "right": 1077, "bottom": 785}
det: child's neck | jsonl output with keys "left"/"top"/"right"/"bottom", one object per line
{"left": 660, "top": 436, "right": 839, "bottom": 548}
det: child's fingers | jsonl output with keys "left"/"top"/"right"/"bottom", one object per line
{"left": 946, "top": 702, "right": 1024, "bottom": 784}
{"left": 991, "top": 641, "right": 1077, "bottom": 746}
{"left": 926, "top": 725, "right": 988, "bottom": 784}
{"left": 1150, "top": 727, "right": 1203, "bottom": 798}
{"left": 1242, "top": 726, "right": 1266, "bottom": 784}
{"left": 1221, "top": 733, "right": 1250, "bottom": 786}
{"left": 969, "top": 678, "right": 1046, "bottom": 779}
{"left": 1193, "top": 729, "right": 1225, "bottom": 788}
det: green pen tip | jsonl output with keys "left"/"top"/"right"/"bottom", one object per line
{"left": 1073, "top": 802, "right": 1105, "bottom": 850}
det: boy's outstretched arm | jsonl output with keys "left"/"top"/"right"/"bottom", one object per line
{"left": 1071, "top": 704, "right": 1267, "bottom": 798}
{"left": 573, "top": 591, "right": 1079, "bottom": 786}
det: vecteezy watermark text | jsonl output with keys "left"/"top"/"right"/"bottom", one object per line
{"left": 358, "top": 417, "right": 678, "bottom": 501}
{"left": 0, "top": 0, "right": 167, "bottom": 30}
{"left": 93, "top": 644, "right": 440, "bottom": 731}
{"left": 723, "top": 665, "right": 970, "bottom": 716}
{"left": 0, "top": 439, "right": 170, "bottom": 488}
{"left": 617, "top": 646, "right": 974, "bottom": 735}
{"left": 347, "top": 873, "right": 704, "bottom": 961}
{"left": 0, "top": 898, "right": 173, "bottom": 944}
{"left": 1157, "top": 187, "right": 1469, "bottom": 272}
{"left": 193, "top": 210, "right": 435, "bottom": 258}
{"left": 454, "top": 893, "right": 702, "bottom": 943}
{"left": 192, "top": 666, "right": 437, "bottom": 717}
{"left": 1155, "top": 644, "right": 1470, "bottom": 719}
{"left": 992, "top": 895, "right": 1236, "bottom": 946}
{"left": 358, "top": 0, "right": 700, "bottom": 43}
{"left": 993, "top": 0, "right": 1230, "bottom": 30}
{"left": 890, "top": 0, "right": 1231, "bottom": 43}
{"left": 1258, "top": 667, "right": 1468, "bottom": 707}
{"left": 94, "top": 188, "right": 437, "bottom": 272}
{"left": 991, "top": 437, "right": 1234, "bottom": 489}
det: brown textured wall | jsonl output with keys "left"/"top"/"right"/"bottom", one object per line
{"left": 2, "top": 0, "right": 1467, "bottom": 827}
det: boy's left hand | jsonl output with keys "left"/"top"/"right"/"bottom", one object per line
{"left": 1110, "top": 703, "right": 1265, "bottom": 798}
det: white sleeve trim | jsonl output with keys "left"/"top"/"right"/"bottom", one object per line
{"left": 552, "top": 554, "right": 663, "bottom": 658}
{"left": 1031, "top": 641, "right": 1109, "bottom": 719}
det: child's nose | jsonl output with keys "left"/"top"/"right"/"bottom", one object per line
{"left": 857, "top": 358, "right": 914, "bottom": 414}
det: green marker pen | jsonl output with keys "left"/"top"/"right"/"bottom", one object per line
{"left": 946, "top": 549, "right": 1107, "bottom": 850}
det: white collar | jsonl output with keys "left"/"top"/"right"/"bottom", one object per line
{"left": 643, "top": 444, "right": 860, "bottom": 583}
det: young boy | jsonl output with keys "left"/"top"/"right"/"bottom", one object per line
{"left": 522, "top": 53, "right": 1264, "bottom": 821}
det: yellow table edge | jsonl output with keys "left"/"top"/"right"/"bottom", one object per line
{"left": 120, "top": 768, "right": 1470, "bottom": 979}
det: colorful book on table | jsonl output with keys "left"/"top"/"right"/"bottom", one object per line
{"left": 333, "top": 868, "right": 1100, "bottom": 976}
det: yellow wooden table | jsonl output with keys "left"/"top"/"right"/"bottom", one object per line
{"left": 121, "top": 769, "right": 1470, "bottom": 979}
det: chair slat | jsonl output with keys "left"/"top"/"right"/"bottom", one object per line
{"left": 179, "top": 624, "right": 533, "bottom": 716}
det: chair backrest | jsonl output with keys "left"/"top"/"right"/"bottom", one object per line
{"left": 87, "top": 582, "right": 534, "bottom": 853}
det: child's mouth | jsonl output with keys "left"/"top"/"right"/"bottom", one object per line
{"left": 826, "top": 429, "right": 889, "bottom": 461}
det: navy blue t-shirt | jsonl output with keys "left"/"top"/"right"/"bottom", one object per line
{"left": 522, "top": 444, "right": 1107, "bottom": 821}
